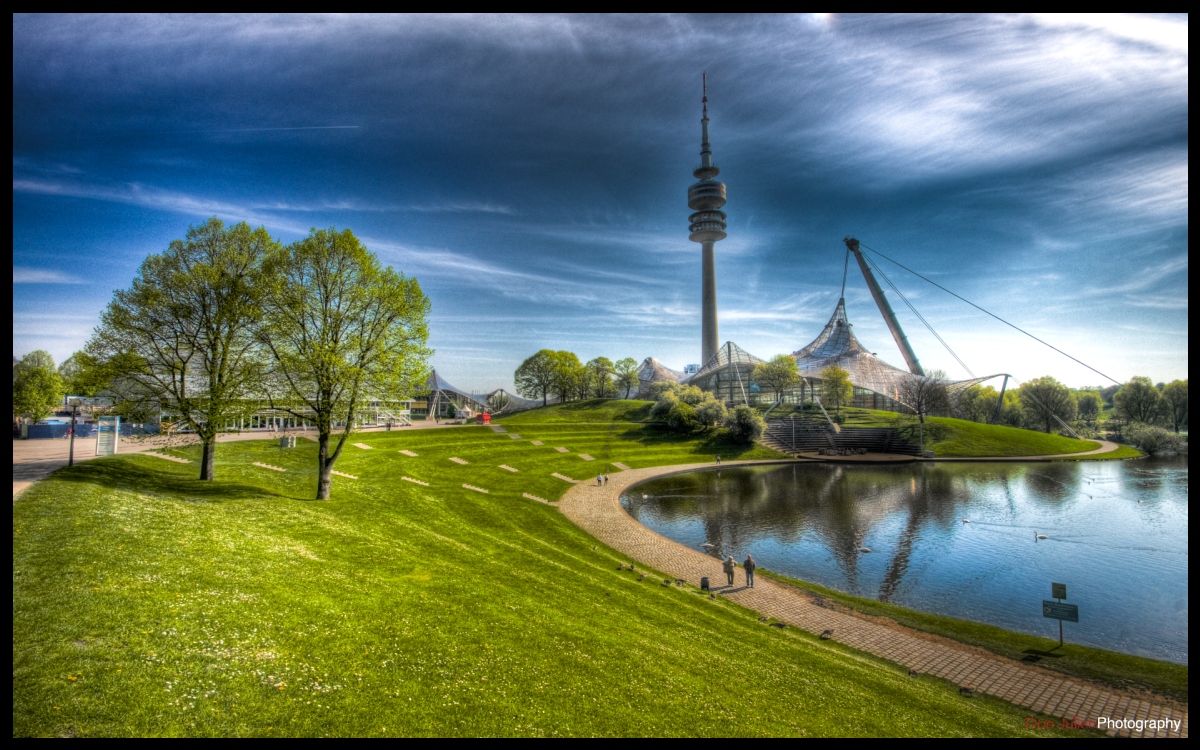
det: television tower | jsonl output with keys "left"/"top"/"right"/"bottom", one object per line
{"left": 688, "top": 73, "right": 727, "bottom": 366}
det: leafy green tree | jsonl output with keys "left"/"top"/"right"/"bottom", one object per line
{"left": 751, "top": 354, "right": 800, "bottom": 403}
{"left": 89, "top": 219, "right": 275, "bottom": 479}
{"left": 13, "top": 351, "right": 64, "bottom": 424}
{"left": 1114, "top": 376, "right": 1163, "bottom": 425}
{"left": 1018, "top": 376, "right": 1078, "bottom": 433}
{"left": 58, "top": 350, "right": 111, "bottom": 397}
{"left": 724, "top": 404, "right": 765, "bottom": 443}
{"left": 514, "top": 350, "right": 557, "bottom": 406}
{"left": 819, "top": 365, "right": 853, "bottom": 416}
{"left": 259, "top": 227, "right": 431, "bottom": 500}
{"left": 959, "top": 384, "right": 998, "bottom": 423}
{"left": 1160, "top": 380, "right": 1188, "bottom": 433}
{"left": 1076, "top": 393, "right": 1102, "bottom": 426}
{"left": 614, "top": 357, "right": 639, "bottom": 399}
{"left": 550, "top": 351, "right": 584, "bottom": 402}
{"left": 586, "top": 357, "right": 616, "bottom": 398}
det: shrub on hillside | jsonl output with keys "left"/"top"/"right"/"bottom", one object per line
{"left": 1124, "top": 422, "right": 1186, "bottom": 456}
{"left": 694, "top": 397, "right": 727, "bottom": 427}
{"left": 666, "top": 401, "right": 701, "bottom": 432}
{"left": 724, "top": 405, "right": 765, "bottom": 443}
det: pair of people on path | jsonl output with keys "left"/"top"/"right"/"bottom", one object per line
{"left": 722, "top": 554, "right": 756, "bottom": 587}
{"left": 596, "top": 474, "right": 609, "bottom": 486}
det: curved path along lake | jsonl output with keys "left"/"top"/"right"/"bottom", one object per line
{"left": 621, "top": 457, "right": 1188, "bottom": 664}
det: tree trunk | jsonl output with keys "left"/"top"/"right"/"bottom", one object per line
{"left": 317, "top": 430, "right": 332, "bottom": 500}
{"left": 200, "top": 438, "right": 216, "bottom": 480}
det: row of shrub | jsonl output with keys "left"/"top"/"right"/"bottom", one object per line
{"left": 646, "top": 382, "right": 765, "bottom": 443}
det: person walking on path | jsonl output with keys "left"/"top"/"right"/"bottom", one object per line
{"left": 716, "top": 455, "right": 721, "bottom": 465}
{"left": 603, "top": 474, "right": 609, "bottom": 485}
{"left": 743, "top": 554, "right": 756, "bottom": 588}
{"left": 723, "top": 555, "right": 737, "bottom": 587}
{"left": 597, "top": 474, "right": 603, "bottom": 486}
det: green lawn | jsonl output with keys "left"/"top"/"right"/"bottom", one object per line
{"left": 14, "top": 402, "right": 1083, "bottom": 737}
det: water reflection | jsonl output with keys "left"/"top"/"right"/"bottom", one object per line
{"left": 622, "top": 458, "right": 1188, "bottom": 664}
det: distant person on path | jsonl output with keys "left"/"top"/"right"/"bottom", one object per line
{"left": 597, "top": 474, "right": 603, "bottom": 486}
{"left": 716, "top": 455, "right": 721, "bottom": 465}
{"left": 603, "top": 474, "right": 609, "bottom": 485}
{"left": 743, "top": 554, "right": 756, "bottom": 588}
{"left": 723, "top": 555, "right": 737, "bottom": 587}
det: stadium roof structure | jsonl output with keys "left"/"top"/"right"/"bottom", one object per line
{"left": 790, "top": 298, "right": 1000, "bottom": 406}
{"left": 635, "top": 357, "right": 685, "bottom": 398}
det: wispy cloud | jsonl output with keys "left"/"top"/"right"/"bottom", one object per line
{"left": 13, "top": 267, "right": 85, "bottom": 284}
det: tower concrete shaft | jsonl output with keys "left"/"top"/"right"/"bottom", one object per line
{"left": 688, "top": 74, "right": 727, "bottom": 366}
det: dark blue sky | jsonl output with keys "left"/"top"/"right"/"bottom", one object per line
{"left": 13, "top": 14, "right": 1188, "bottom": 390}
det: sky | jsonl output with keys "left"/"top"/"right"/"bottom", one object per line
{"left": 13, "top": 14, "right": 1189, "bottom": 392}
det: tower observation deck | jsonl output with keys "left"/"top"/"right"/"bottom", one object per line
{"left": 688, "top": 73, "right": 727, "bottom": 367}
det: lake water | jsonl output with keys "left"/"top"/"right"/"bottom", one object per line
{"left": 620, "top": 458, "right": 1188, "bottom": 664}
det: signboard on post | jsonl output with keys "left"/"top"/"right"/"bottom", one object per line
{"left": 1051, "top": 582, "right": 1067, "bottom": 600}
{"left": 1042, "top": 601, "right": 1079, "bottom": 623}
{"left": 95, "top": 416, "right": 120, "bottom": 456}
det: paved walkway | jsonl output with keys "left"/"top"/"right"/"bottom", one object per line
{"left": 558, "top": 461, "right": 1186, "bottom": 738}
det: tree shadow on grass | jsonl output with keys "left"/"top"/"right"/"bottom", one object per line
{"left": 49, "top": 458, "right": 299, "bottom": 503}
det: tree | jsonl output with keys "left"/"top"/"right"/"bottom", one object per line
{"left": 260, "top": 227, "right": 431, "bottom": 500}
{"left": 58, "top": 350, "right": 110, "bottom": 397}
{"left": 586, "top": 357, "right": 616, "bottom": 398}
{"left": 13, "top": 351, "right": 64, "bottom": 424}
{"left": 1018, "top": 376, "right": 1078, "bottom": 433}
{"left": 751, "top": 354, "right": 800, "bottom": 404}
{"left": 958, "top": 384, "right": 998, "bottom": 423}
{"left": 1114, "top": 376, "right": 1163, "bottom": 425}
{"left": 896, "top": 369, "right": 951, "bottom": 451}
{"left": 514, "top": 350, "right": 557, "bottom": 406}
{"left": 1076, "top": 393, "right": 1101, "bottom": 426}
{"left": 550, "top": 351, "right": 584, "bottom": 402}
{"left": 1160, "top": 380, "right": 1188, "bottom": 433}
{"left": 694, "top": 396, "right": 727, "bottom": 427}
{"left": 88, "top": 219, "right": 275, "bottom": 479}
{"left": 819, "top": 365, "right": 853, "bottom": 416}
{"left": 614, "top": 357, "right": 639, "bottom": 399}
{"left": 724, "top": 404, "right": 765, "bottom": 443}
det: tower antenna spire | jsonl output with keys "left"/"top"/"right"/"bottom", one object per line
{"left": 688, "top": 74, "right": 727, "bottom": 366}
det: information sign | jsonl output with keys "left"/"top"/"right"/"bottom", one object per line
{"left": 1042, "top": 600, "right": 1079, "bottom": 623}
{"left": 1051, "top": 582, "right": 1067, "bottom": 600}
{"left": 96, "top": 416, "right": 120, "bottom": 456}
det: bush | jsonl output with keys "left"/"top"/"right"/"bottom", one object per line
{"left": 650, "top": 392, "right": 678, "bottom": 421}
{"left": 694, "top": 397, "right": 727, "bottom": 427}
{"left": 724, "top": 405, "right": 765, "bottom": 443}
{"left": 665, "top": 401, "right": 701, "bottom": 433}
{"left": 1124, "top": 422, "right": 1186, "bottom": 455}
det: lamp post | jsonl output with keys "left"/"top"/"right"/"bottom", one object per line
{"left": 789, "top": 414, "right": 796, "bottom": 456}
{"left": 67, "top": 397, "right": 82, "bottom": 467}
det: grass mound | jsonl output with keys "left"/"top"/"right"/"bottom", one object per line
{"left": 14, "top": 419, "right": 1074, "bottom": 737}
{"left": 924, "top": 419, "right": 1099, "bottom": 457}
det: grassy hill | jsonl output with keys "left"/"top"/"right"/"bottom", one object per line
{"left": 764, "top": 405, "right": 1140, "bottom": 458}
{"left": 13, "top": 402, "right": 1079, "bottom": 737}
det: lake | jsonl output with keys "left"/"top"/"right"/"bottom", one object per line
{"left": 620, "top": 457, "right": 1188, "bottom": 664}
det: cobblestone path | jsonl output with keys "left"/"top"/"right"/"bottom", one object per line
{"left": 558, "top": 461, "right": 1187, "bottom": 738}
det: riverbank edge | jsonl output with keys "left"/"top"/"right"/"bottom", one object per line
{"left": 618, "top": 464, "right": 1186, "bottom": 705}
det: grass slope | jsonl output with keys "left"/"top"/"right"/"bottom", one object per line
{"left": 14, "top": 404, "right": 1077, "bottom": 737}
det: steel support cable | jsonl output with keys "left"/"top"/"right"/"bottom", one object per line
{"left": 858, "top": 243, "right": 1120, "bottom": 386}
{"left": 861, "top": 250, "right": 976, "bottom": 378}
